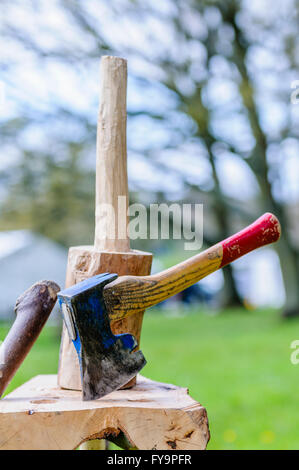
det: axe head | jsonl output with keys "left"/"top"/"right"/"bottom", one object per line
{"left": 57, "top": 273, "right": 146, "bottom": 401}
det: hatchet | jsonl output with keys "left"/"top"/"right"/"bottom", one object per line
{"left": 58, "top": 212, "right": 280, "bottom": 401}
{"left": 58, "top": 273, "right": 146, "bottom": 401}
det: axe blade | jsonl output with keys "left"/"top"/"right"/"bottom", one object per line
{"left": 58, "top": 273, "right": 146, "bottom": 401}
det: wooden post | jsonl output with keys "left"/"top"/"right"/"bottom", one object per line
{"left": 95, "top": 56, "right": 130, "bottom": 253}
{"left": 58, "top": 56, "right": 152, "bottom": 391}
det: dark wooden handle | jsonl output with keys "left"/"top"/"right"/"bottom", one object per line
{"left": 0, "top": 280, "right": 60, "bottom": 397}
{"left": 103, "top": 213, "right": 281, "bottom": 320}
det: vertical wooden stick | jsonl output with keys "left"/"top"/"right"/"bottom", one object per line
{"left": 95, "top": 56, "right": 130, "bottom": 252}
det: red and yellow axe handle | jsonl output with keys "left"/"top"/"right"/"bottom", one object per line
{"left": 103, "top": 213, "right": 281, "bottom": 321}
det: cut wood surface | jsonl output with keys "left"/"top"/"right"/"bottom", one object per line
{"left": 0, "top": 375, "right": 210, "bottom": 450}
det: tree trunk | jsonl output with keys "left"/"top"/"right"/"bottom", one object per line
{"left": 225, "top": 3, "right": 299, "bottom": 317}
{"left": 276, "top": 234, "right": 299, "bottom": 317}
{"left": 221, "top": 264, "right": 244, "bottom": 308}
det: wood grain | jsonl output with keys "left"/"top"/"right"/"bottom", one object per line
{"left": 0, "top": 375, "right": 210, "bottom": 450}
{"left": 104, "top": 244, "right": 222, "bottom": 322}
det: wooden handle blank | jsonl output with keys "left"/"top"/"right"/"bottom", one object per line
{"left": 103, "top": 213, "right": 281, "bottom": 320}
{"left": 95, "top": 56, "right": 130, "bottom": 252}
{"left": 0, "top": 280, "right": 60, "bottom": 398}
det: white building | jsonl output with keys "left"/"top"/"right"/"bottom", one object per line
{"left": 0, "top": 230, "right": 67, "bottom": 319}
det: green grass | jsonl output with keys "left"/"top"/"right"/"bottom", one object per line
{"left": 0, "top": 323, "right": 61, "bottom": 397}
{"left": 1, "top": 308, "right": 299, "bottom": 450}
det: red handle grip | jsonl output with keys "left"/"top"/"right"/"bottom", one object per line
{"left": 220, "top": 212, "right": 281, "bottom": 268}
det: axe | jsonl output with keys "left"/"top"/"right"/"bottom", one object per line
{"left": 58, "top": 273, "right": 146, "bottom": 401}
{"left": 0, "top": 280, "right": 60, "bottom": 398}
{"left": 58, "top": 212, "right": 280, "bottom": 401}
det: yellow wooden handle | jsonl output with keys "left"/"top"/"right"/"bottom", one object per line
{"left": 103, "top": 213, "right": 280, "bottom": 321}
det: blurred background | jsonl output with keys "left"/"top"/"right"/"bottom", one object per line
{"left": 0, "top": 0, "right": 299, "bottom": 450}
